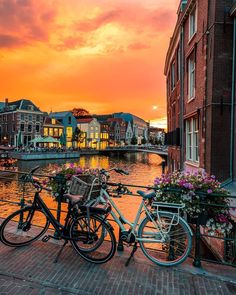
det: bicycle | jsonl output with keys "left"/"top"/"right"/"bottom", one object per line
{"left": 0, "top": 166, "right": 116, "bottom": 264}
{"left": 95, "top": 167, "right": 193, "bottom": 267}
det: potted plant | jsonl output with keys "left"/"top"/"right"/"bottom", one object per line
{"left": 154, "top": 171, "right": 233, "bottom": 235}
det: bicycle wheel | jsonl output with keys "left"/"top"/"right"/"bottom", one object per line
{"left": 138, "top": 212, "right": 192, "bottom": 266}
{"left": 70, "top": 214, "right": 116, "bottom": 264}
{"left": 0, "top": 206, "right": 50, "bottom": 247}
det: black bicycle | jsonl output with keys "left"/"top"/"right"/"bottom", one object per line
{"left": 0, "top": 166, "right": 116, "bottom": 264}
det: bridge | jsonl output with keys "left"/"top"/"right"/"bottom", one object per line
{"left": 99, "top": 146, "right": 168, "bottom": 159}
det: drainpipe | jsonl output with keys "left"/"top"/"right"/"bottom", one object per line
{"left": 230, "top": 17, "right": 236, "bottom": 182}
{"left": 180, "top": 25, "right": 185, "bottom": 170}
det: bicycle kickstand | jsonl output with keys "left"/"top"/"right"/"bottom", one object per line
{"left": 125, "top": 242, "right": 138, "bottom": 267}
{"left": 54, "top": 240, "right": 68, "bottom": 263}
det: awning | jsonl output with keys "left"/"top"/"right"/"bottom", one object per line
{"left": 30, "top": 136, "right": 60, "bottom": 143}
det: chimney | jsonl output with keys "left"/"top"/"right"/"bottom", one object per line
{"left": 5, "top": 98, "right": 8, "bottom": 109}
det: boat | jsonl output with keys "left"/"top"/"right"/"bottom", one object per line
{"left": 0, "top": 148, "right": 18, "bottom": 178}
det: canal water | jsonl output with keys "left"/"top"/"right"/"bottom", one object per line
{"left": 0, "top": 153, "right": 163, "bottom": 221}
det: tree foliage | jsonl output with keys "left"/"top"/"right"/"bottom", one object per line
{"left": 71, "top": 108, "right": 90, "bottom": 117}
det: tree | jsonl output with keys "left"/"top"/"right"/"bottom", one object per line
{"left": 72, "top": 127, "right": 81, "bottom": 148}
{"left": 131, "top": 136, "right": 138, "bottom": 145}
{"left": 71, "top": 108, "right": 90, "bottom": 117}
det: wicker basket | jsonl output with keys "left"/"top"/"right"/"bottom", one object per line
{"left": 68, "top": 174, "right": 101, "bottom": 201}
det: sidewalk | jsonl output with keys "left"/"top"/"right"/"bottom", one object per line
{"left": 0, "top": 240, "right": 236, "bottom": 295}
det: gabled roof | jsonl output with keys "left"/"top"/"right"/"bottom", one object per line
{"left": 1, "top": 99, "right": 41, "bottom": 112}
{"left": 93, "top": 114, "right": 113, "bottom": 122}
{"left": 44, "top": 117, "right": 63, "bottom": 126}
{"left": 50, "top": 111, "right": 73, "bottom": 117}
{"left": 77, "top": 118, "right": 93, "bottom": 124}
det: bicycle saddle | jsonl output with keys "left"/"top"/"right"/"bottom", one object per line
{"left": 64, "top": 193, "right": 84, "bottom": 206}
{"left": 137, "top": 190, "right": 156, "bottom": 199}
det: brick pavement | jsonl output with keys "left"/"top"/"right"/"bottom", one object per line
{"left": 0, "top": 240, "right": 236, "bottom": 295}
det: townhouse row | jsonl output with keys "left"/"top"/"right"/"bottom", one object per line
{"left": 0, "top": 98, "right": 161, "bottom": 149}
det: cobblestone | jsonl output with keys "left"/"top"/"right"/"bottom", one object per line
{"left": 0, "top": 240, "right": 235, "bottom": 295}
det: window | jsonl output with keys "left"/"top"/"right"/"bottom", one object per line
{"left": 52, "top": 119, "right": 56, "bottom": 125}
{"left": 21, "top": 113, "right": 24, "bottom": 120}
{"left": 189, "top": 7, "right": 197, "bottom": 40}
{"left": 95, "top": 133, "right": 98, "bottom": 139}
{"left": 66, "top": 127, "right": 72, "bottom": 138}
{"left": 36, "top": 115, "right": 40, "bottom": 122}
{"left": 59, "top": 129, "right": 63, "bottom": 136}
{"left": 171, "top": 63, "right": 175, "bottom": 90}
{"left": 188, "top": 53, "right": 195, "bottom": 99}
{"left": 28, "top": 124, "right": 32, "bottom": 132}
{"left": 54, "top": 128, "right": 59, "bottom": 137}
{"left": 90, "top": 132, "right": 94, "bottom": 138}
{"left": 28, "top": 105, "right": 34, "bottom": 111}
{"left": 177, "top": 46, "right": 181, "bottom": 81}
{"left": 20, "top": 123, "right": 24, "bottom": 132}
{"left": 186, "top": 117, "right": 199, "bottom": 162}
{"left": 68, "top": 116, "right": 71, "bottom": 124}
{"left": 49, "top": 128, "right": 53, "bottom": 136}
{"left": 28, "top": 115, "right": 32, "bottom": 121}
{"left": 44, "top": 128, "right": 48, "bottom": 136}
{"left": 36, "top": 125, "right": 40, "bottom": 133}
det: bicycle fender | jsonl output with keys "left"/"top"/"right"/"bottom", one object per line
{"left": 143, "top": 212, "right": 193, "bottom": 236}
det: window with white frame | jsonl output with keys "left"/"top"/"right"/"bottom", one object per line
{"left": 189, "top": 7, "right": 197, "bottom": 39}
{"left": 188, "top": 53, "right": 195, "bottom": 99}
{"left": 186, "top": 117, "right": 199, "bottom": 162}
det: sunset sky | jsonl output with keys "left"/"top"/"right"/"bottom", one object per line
{"left": 0, "top": 0, "right": 179, "bottom": 128}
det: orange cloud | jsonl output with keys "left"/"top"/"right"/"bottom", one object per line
{"left": 0, "top": 0, "right": 179, "bottom": 126}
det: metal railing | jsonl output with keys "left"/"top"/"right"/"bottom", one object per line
{"left": 0, "top": 170, "right": 236, "bottom": 267}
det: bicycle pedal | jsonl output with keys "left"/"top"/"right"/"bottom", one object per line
{"left": 42, "top": 235, "right": 50, "bottom": 242}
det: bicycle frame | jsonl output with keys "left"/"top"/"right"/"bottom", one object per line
{"left": 31, "top": 191, "right": 70, "bottom": 236}
{"left": 99, "top": 188, "right": 168, "bottom": 243}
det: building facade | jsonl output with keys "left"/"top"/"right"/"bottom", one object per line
{"left": 114, "top": 112, "right": 148, "bottom": 145}
{"left": 77, "top": 118, "right": 101, "bottom": 149}
{"left": 50, "top": 112, "right": 77, "bottom": 148}
{"left": 43, "top": 117, "right": 64, "bottom": 147}
{"left": 165, "top": 0, "right": 236, "bottom": 182}
{"left": 0, "top": 98, "right": 44, "bottom": 147}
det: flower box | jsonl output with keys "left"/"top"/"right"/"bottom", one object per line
{"left": 154, "top": 171, "right": 233, "bottom": 234}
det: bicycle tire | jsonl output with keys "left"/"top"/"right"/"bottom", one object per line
{"left": 70, "top": 213, "right": 116, "bottom": 264}
{"left": 0, "top": 206, "right": 50, "bottom": 247}
{"left": 138, "top": 212, "right": 192, "bottom": 267}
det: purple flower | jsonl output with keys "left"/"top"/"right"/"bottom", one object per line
{"left": 207, "top": 189, "right": 213, "bottom": 194}
{"left": 76, "top": 168, "right": 83, "bottom": 174}
{"left": 69, "top": 163, "right": 74, "bottom": 168}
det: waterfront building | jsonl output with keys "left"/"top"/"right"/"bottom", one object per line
{"left": 0, "top": 98, "right": 44, "bottom": 147}
{"left": 114, "top": 112, "right": 148, "bottom": 145}
{"left": 77, "top": 117, "right": 101, "bottom": 149}
{"left": 93, "top": 115, "right": 112, "bottom": 149}
{"left": 107, "top": 118, "right": 126, "bottom": 146}
{"left": 149, "top": 127, "right": 166, "bottom": 145}
{"left": 43, "top": 117, "right": 64, "bottom": 147}
{"left": 165, "top": 0, "right": 236, "bottom": 182}
{"left": 49, "top": 112, "right": 77, "bottom": 148}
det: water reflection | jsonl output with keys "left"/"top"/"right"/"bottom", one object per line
{"left": 0, "top": 153, "right": 163, "bottom": 219}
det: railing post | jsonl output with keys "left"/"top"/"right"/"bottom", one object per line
{"left": 117, "top": 217, "right": 124, "bottom": 251}
{"left": 193, "top": 222, "right": 202, "bottom": 267}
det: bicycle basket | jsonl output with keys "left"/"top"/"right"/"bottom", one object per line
{"left": 68, "top": 174, "right": 101, "bottom": 201}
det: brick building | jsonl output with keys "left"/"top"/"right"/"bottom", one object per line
{"left": 0, "top": 98, "right": 44, "bottom": 147}
{"left": 165, "top": 0, "right": 236, "bottom": 182}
